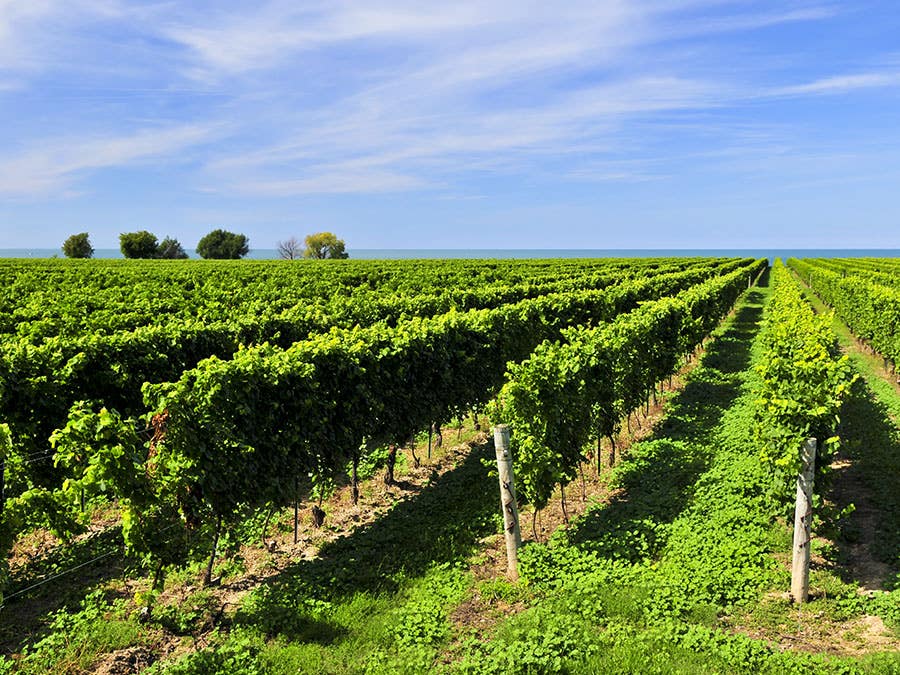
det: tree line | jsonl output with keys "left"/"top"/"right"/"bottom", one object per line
{"left": 61, "top": 231, "right": 348, "bottom": 259}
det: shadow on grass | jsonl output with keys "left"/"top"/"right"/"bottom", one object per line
{"left": 0, "top": 526, "right": 125, "bottom": 654}
{"left": 565, "top": 285, "right": 767, "bottom": 561}
{"left": 192, "top": 277, "right": 776, "bottom": 642}
{"left": 830, "top": 377, "right": 900, "bottom": 590}
{"left": 236, "top": 446, "right": 497, "bottom": 639}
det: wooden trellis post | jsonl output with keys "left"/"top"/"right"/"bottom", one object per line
{"left": 493, "top": 425, "right": 522, "bottom": 581}
{"left": 791, "top": 437, "right": 817, "bottom": 603}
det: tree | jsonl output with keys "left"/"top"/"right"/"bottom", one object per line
{"left": 120, "top": 231, "right": 159, "bottom": 259}
{"left": 62, "top": 232, "right": 93, "bottom": 259}
{"left": 303, "top": 232, "right": 349, "bottom": 260}
{"left": 277, "top": 236, "right": 303, "bottom": 260}
{"left": 158, "top": 236, "right": 189, "bottom": 259}
{"left": 196, "top": 229, "right": 249, "bottom": 259}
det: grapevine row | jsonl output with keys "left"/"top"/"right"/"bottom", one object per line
{"left": 753, "top": 262, "right": 854, "bottom": 507}
{"left": 44, "top": 260, "right": 765, "bottom": 572}
{"left": 788, "top": 257, "right": 900, "bottom": 367}
{"left": 0, "top": 258, "right": 753, "bottom": 480}
{"left": 1, "top": 257, "right": 712, "bottom": 343}
{"left": 490, "top": 263, "right": 764, "bottom": 510}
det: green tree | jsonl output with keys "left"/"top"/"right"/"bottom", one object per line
{"left": 120, "top": 231, "right": 159, "bottom": 259}
{"left": 62, "top": 232, "right": 93, "bottom": 258}
{"left": 158, "top": 236, "right": 189, "bottom": 259}
{"left": 196, "top": 229, "right": 249, "bottom": 259}
{"left": 303, "top": 232, "right": 349, "bottom": 259}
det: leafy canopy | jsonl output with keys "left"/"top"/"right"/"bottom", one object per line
{"left": 120, "top": 231, "right": 159, "bottom": 259}
{"left": 197, "top": 229, "right": 249, "bottom": 259}
{"left": 303, "top": 232, "right": 349, "bottom": 259}
{"left": 62, "top": 232, "right": 93, "bottom": 259}
{"left": 158, "top": 236, "right": 189, "bottom": 259}
{"left": 120, "top": 231, "right": 189, "bottom": 259}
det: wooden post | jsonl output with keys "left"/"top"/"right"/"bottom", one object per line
{"left": 204, "top": 515, "right": 222, "bottom": 586}
{"left": 351, "top": 454, "right": 360, "bottom": 506}
{"left": 293, "top": 477, "right": 299, "bottom": 545}
{"left": 791, "top": 438, "right": 817, "bottom": 603}
{"left": 493, "top": 425, "right": 522, "bottom": 581}
{"left": 0, "top": 455, "right": 5, "bottom": 519}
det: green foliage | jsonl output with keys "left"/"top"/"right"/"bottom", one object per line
{"left": 790, "top": 257, "right": 900, "bottom": 365}
{"left": 196, "top": 229, "right": 249, "bottom": 259}
{"left": 50, "top": 403, "right": 147, "bottom": 503}
{"left": 148, "top": 628, "right": 267, "bottom": 675}
{"left": 753, "top": 262, "right": 855, "bottom": 507}
{"left": 0, "top": 422, "right": 11, "bottom": 602}
{"left": 870, "top": 590, "right": 900, "bottom": 631}
{"left": 359, "top": 565, "right": 472, "bottom": 671}
{"left": 390, "top": 565, "right": 468, "bottom": 650}
{"left": 120, "top": 230, "right": 160, "bottom": 258}
{"left": 153, "top": 588, "right": 221, "bottom": 635}
{"left": 303, "top": 231, "right": 349, "bottom": 259}
{"left": 7, "top": 257, "right": 900, "bottom": 675}
{"left": 454, "top": 278, "right": 900, "bottom": 675}
{"left": 120, "top": 260, "right": 760, "bottom": 569}
{"left": 455, "top": 603, "right": 601, "bottom": 674}
{"left": 491, "top": 261, "right": 765, "bottom": 509}
{"left": 61, "top": 232, "right": 93, "bottom": 259}
{"left": 0, "top": 256, "right": 764, "bottom": 585}
{"left": 157, "top": 236, "right": 189, "bottom": 259}
{"left": 12, "top": 590, "right": 149, "bottom": 674}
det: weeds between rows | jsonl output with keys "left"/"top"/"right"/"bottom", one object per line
{"left": 5, "top": 271, "right": 899, "bottom": 674}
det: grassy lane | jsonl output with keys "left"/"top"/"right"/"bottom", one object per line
{"left": 441, "top": 270, "right": 900, "bottom": 674}
{"left": 793, "top": 274, "right": 900, "bottom": 591}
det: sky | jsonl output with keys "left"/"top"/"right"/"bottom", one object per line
{"left": 1, "top": 1, "right": 899, "bottom": 250}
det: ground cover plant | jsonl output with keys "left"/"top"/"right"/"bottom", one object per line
{"left": 1, "top": 257, "right": 898, "bottom": 673}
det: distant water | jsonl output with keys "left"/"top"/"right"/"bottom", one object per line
{"left": 2, "top": 248, "right": 899, "bottom": 265}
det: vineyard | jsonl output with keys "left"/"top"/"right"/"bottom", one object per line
{"left": 1, "top": 256, "right": 898, "bottom": 674}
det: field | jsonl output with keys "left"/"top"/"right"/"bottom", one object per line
{"left": 0, "top": 256, "right": 898, "bottom": 674}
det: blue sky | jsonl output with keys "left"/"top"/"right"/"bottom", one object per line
{"left": 1, "top": 1, "right": 899, "bottom": 250}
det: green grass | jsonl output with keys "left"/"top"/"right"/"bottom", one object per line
{"left": 4, "top": 590, "right": 156, "bottom": 675}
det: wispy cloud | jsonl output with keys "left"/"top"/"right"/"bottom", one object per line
{"left": 3, "top": 0, "right": 894, "bottom": 203}
{"left": 771, "top": 71, "right": 900, "bottom": 96}
{"left": 237, "top": 170, "right": 428, "bottom": 196}
{"left": 0, "top": 124, "right": 219, "bottom": 196}
{"left": 0, "top": 0, "right": 125, "bottom": 70}
{"left": 162, "top": 1, "right": 852, "bottom": 196}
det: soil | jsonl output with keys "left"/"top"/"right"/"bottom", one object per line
{"left": 828, "top": 460, "right": 893, "bottom": 592}
{"left": 92, "top": 647, "right": 157, "bottom": 675}
{"left": 731, "top": 609, "right": 897, "bottom": 657}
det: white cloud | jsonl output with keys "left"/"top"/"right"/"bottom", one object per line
{"left": 0, "top": 0, "right": 125, "bottom": 69}
{"left": 0, "top": 124, "right": 219, "bottom": 196}
{"left": 162, "top": 2, "right": 613, "bottom": 80}
{"left": 236, "top": 170, "right": 428, "bottom": 196}
{"left": 771, "top": 72, "right": 900, "bottom": 96}
{"left": 4, "top": 0, "right": 887, "bottom": 200}
{"left": 169, "top": 1, "right": 844, "bottom": 195}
